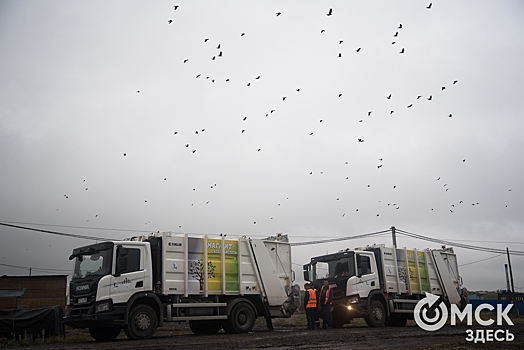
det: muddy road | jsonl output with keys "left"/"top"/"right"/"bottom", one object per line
{"left": 26, "top": 318, "right": 524, "bottom": 350}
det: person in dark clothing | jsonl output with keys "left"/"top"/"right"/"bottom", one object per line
{"left": 319, "top": 279, "right": 333, "bottom": 329}
{"left": 309, "top": 283, "right": 321, "bottom": 329}
{"left": 303, "top": 283, "right": 317, "bottom": 329}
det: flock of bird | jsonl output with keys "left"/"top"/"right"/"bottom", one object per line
{"left": 53, "top": 4, "right": 514, "bottom": 230}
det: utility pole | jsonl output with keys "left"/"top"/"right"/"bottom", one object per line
{"left": 506, "top": 248, "right": 519, "bottom": 316}
{"left": 29, "top": 267, "right": 31, "bottom": 276}
{"left": 391, "top": 226, "right": 397, "bottom": 248}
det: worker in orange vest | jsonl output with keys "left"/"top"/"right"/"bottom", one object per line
{"left": 304, "top": 283, "right": 317, "bottom": 330}
{"left": 320, "top": 279, "right": 333, "bottom": 329}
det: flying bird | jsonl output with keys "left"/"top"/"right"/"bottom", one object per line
{"left": 338, "top": 53, "right": 342, "bottom": 58}
{"left": 448, "top": 114, "right": 453, "bottom": 118}
{"left": 241, "top": 32, "right": 245, "bottom": 36}
{"left": 339, "top": 40, "right": 343, "bottom": 44}
{"left": 399, "top": 48, "right": 405, "bottom": 54}
{"left": 453, "top": 80, "right": 458, "bottom": 84}
{"left": 390, "top": 110, "right": 394, "bottom": 114}
{"left": 338, "top": 94, "right": 342, "bottom": 97}
{"left": 255, "top": 76, "right": 260, "bottom": 79}
{"left": 407, "top": 104, "right": 413, "bottom": 108}
{"left": 283, "top": 96, "right": 287, "bottom": 101}
{"left": 136, "top": 90, "right": 140, "bottom": 93}
{"left": 320, "top": 29, "right": 325, "bottom": 33}
{"left": 393, "top": 32, "right": 398, "bottom": 37}
{"left": 386, "top": 94, "right": 391, "bottom": 99}
{"left": 276, "top": 12, "right": 281, "bottom": 16}
{"left": 392, "top": 42, "right": 396, "bottom": 45}
{"left": 217, "top": 44, "right": 220, "bottom": 49}
{"left": 398, "top": 23, "right": 403, "bottom": 29}
{"left": 123, "top": 153, "right": 127, "bottom": 156}
{"left": 296, "top": 88, "right": 300, "bottom": 92}
{"left": 204, "top": 38, "right": 209, "bottom": 42}
{"left": 356, "top": 47, "right": 361, "bottom": 52}
{"left": 463, "top": 159, "right": 466, "bottom": 162}
{"left": 327, "top": 8, "right": 333, "bottom": 16}
{"left": 183, "top": 59, "right": 188, "bottom": 63}
{"left": 195, "top": 74, "right": 201, "bottom": 78}
{"left": 428, "top": 95, "right": 433, "bottom": 100}
{"left": 218, "top": 51, "right": 222, "bottom": 57}
{"left": 441, "top": 86, "right": 446, "bottom": 91}
{"left": 368, "top": 111, "right": 372, "bottom": 116}
{"left": 417, "top": 95, "right": 422, "bottom": 99}
{"left": 168, "top": 19, "right": 173, "bottom": 24}
{"left": 243, "top": 116, "right": 247, "bottom": 121}
{"left": 427, "top": 3, "right": 432, "bottom": 9}
{"left": 358, "top": 138, "right": 364, "bottom": 142}
{"left": 173, "top": 5, "right": 179, "bottom": 10}
{"left": 309, "top": 132, "right": 314, "bottom": 136}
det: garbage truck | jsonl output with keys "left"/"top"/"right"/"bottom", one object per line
{"left": 303, "top": 244, "right": 468, "bottom": 328}
{"left": 63, "top": 232, "right": 300, "bottom": 341}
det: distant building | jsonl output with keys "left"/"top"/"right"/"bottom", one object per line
{"left": 0, "top": 275, "right": 67, "bottom": 311}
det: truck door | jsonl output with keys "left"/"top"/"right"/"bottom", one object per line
{"left": 110, "top": 245, "right": 146, "bottom": 304}
{"left": 355, "top": 253, "right": 378, "bottom": 298}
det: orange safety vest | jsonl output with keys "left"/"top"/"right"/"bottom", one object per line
{"left": 321, "top": 285, "right": 332, "bottom": 305}
{"left": 306, "top": 289, "right": 317, "bottom": 308}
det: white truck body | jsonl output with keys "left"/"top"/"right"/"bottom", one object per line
{"left": 64, "top": 233, "right": 300, "bottom": 340}
{"left": 303, "top": 244, "right": 467, "bottom": 328}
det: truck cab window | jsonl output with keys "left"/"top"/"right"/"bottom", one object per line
{"left": 119, "top": 248, "right": 141, "bottom": 274}
{"left": 357, "top": 255, "right": 371, "bottom": 276}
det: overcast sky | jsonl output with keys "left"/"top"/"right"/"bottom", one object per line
{"left": 1, "top": 1, "right": 523, "bottom": 292}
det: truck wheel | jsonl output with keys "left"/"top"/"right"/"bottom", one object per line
{"left": 89, "top": 326, "right": 121, "bottom": 341}
{"left": 189, "top": 320, "right": 222, "bottom": 334}
{"left": 223, "top": 302, "right": 255, "bottom": 334}
{"left": 387, "top": 314, "right": 407, "bottom": 327}
{"left": 124, "top": 304, "right": 158, "bottom": 340}
{"left": 365, "top": 300, "right": 386, "bottom": 327}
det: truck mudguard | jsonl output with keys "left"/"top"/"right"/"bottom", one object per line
{"left": 367, "top": 290, "right": 389, "bottom": 316}
{"left": 125, "top": 292, "right": 164, "bottom": 327}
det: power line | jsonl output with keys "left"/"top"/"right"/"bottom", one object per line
{"left": 0, "top": 222, "right": 116, "bottom": 241}
{"left": 396, "top": 229, "right": 524, "bottom": 256}
{"left": 459, "top": 253, "right": 506, "bottom": 267}
{"left": 0, "top": 220, "right": 151, "bottom": 234}
{"left": 0, "top": 263, "right": 70, "bottom": 274}
{"left": 291, "top": 230, "right": 391, "bottom": 246}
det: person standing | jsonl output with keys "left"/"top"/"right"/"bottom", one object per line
{"left": 310, "top": 283, "right": 321, "bottom": 329}
{"left": 303, "top": 283, "right": 317, "bottom": 330}
{"left": 320, "top": 279, "right": 333, "bottom": 329}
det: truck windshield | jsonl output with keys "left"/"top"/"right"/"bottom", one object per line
{"left": 313, "top": 257, "right": 355, "bottom": 280}
{"left": 72, "top": 248, "right": 112, "bottom": 279}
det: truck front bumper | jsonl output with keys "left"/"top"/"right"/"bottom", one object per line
{"left": 63, "top": 304, "right": 126, "bottom": 329}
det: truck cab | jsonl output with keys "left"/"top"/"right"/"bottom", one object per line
{"left": 65, "top": 240, "right": 162, "bottom": 341}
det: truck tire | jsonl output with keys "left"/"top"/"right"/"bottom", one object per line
{"left": 222, "top": 302, "right": 255, "bottom": 334}
{"left": 387, "top": 313, "right": 407, "bottom": 327}
{"left": 365, "top": 300, "right": 386, "bottom": 327}
{"left": 189, "top": 320, "right": 222, "bottom": 334}
{"left": 124, "top": 304, "right": 158, "bottom": 340}
{"left": 89, "top": 326, "right": 121, "bottom": 341}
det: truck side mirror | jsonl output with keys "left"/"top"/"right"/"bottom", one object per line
{"left": 303, "top": 265, "right": 310, "bottom": 282}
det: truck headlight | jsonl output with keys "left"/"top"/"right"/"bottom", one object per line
{"left": 348, "top": 296, "right": 359, "bottom": 304}
{"left": 94, "top": 301, "right": 111, "bottom": 313}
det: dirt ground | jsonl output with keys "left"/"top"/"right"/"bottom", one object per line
{"left": 20, "top": 315, "right": 524, "bottom": 350}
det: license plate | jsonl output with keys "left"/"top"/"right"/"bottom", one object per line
{"left": 78, "top": 298, "right": 87, "bottom": 303}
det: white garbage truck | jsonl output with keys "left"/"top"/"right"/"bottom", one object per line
{"left": 63, "top": 232, "right": 300, "bottom": 341}
{"left": 303, "top": 244, "right": 468, "bottom": 328}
